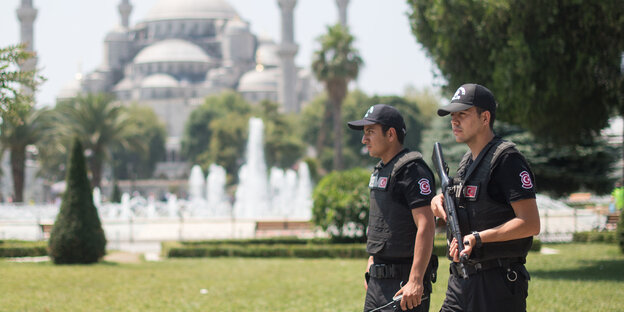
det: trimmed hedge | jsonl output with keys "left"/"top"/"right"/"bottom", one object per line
{"left": 0, "top": 240, "right": 48, "bottom": 257}
{"left": 164, "top": 235, "right": 540, "bottom": 259}
{"left": 572, "top": 231, "right": 617, "bottom": 243}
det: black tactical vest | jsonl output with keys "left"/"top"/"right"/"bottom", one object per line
{"left": 367, "top": 149, "right": 430, "bottom": 258}
{"left": 453, "top": 137, "right": 533, "bottom": 261}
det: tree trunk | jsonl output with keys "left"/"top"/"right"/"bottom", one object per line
{"left": 89, "top": 147, "right": 103, "bottom": 189}
{"left": 10, "top": 146, "right": 26, "bottom": 202}
{"left": 315, "top": 99, "right": 333, "bottom": 157}
{"left": 327, "top": 79, "right": 348, "bottom": 171}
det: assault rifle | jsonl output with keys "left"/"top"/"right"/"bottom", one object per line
{"left": 432, "top": 142, "right": 468, "bottom": 278}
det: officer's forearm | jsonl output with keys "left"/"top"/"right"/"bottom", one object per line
{"left": 409, "top": 207, "right": 435, "bottom": 283}
{"left": 479, "top": 198, "right": 540, "bottom": 243}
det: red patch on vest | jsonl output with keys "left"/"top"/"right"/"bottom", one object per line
{"left": 418, "top": 178, "right": 431, "bottom": 195}
{"left": 465, "top": 185, "right": 478, "bottom": 198}
{"left": 520, "top": 171, "right": 533, "bottom": 189}
{"left": 378, "top": 177, "right": 388, "bottom": 189}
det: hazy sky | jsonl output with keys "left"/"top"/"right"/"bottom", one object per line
{"left": 1, "top": 0, "right": 441, "bottom": 107}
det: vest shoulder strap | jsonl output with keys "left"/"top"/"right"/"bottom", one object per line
{"left": 389, "top": 151, "right": 423, "bottom": 185}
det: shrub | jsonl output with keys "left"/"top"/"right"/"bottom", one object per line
{"left": 312, "top": 168, "right": 370, "bottom": 242}
{"left": 0, "top": 240, "right": 48, "bottom": 257}
{"left": 618, "top": 213, "right": 624, "bottom": 253}
{"left": 573, "top": 231, "right": 617, "bottom": 244}
{"left": 48, "top": 138, "right": 107, "bottom": 264}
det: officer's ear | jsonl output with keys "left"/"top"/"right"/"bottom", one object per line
{"left": 386, "top": 127, "right": 397, "bottom": 142}
{"left": 481, "top": 110, "right": 491, "bottom": 127}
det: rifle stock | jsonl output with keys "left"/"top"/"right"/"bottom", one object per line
{"left": 432, "top": 142, "right": 469, "bottom": 278}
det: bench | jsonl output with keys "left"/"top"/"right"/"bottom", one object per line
{"left": 39, "top": 223, "right": 53, "bottom": 240}
{"left": 606, "top": 213, "right": 620, "bottom": 230}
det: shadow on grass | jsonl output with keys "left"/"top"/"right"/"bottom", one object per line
{"left": 531, "top": 259, "right": 624, "bottom": 282}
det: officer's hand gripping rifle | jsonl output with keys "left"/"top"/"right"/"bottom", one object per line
{"left": 432, "top": 142, "right": 469, "bottom": 278}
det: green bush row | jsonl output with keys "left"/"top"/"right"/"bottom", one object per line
{"left": 165, "top": 242, "right": 369, "bottom": 258}
{"left": 166, "top": 235, "right": 538, "bottom": 259}
{"left": 0, "top": 241, "right": 48, "bottom": 257}
{"left": 572, "top": 231, "right": 617, "bottom": 243}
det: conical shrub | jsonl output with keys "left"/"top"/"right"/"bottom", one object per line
{"left": 48, "top": 138, "right": 106, "bottom": 264}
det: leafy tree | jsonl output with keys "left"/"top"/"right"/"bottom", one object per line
{"left": 48, "top": 138, "right": 106, "bottom": 264}
{"left": 407, "top": 0, "right": 624, "bottom": 144}
{"left": 312, "top": 168, "right": 370, "bottom": 242}
{"left": 0, "top": 44, "right": 45, "bottom": 122}
{"left": 312, "top": 24, "right": 363, "bottom": 170}
{"left": 181, "top": 90, "right": 251, "bottom": 165}
{"left": 422, "top": 116, "right": 617, "bottom": 196}
{"left": 111, "top": 105, "right": 166, "bottom": 179}
{"left": 618, "top": 211, "right": 624, "bottom": 254}
{"left": 0, "top": 105, "right": 50, "bottom": 202}
{"left": 55, "top": 93, "right": 139, "bottom": 188}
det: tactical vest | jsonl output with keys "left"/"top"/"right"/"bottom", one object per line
{"left": 453, "top": 137, "right": 533, "bottom": 261}
{"left": 367, "top": 150, "right": 431, "bottom": 258}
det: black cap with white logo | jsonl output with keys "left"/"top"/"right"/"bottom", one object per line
{"left": 347, "top": 104, "right": 407, "bottom": 135}
{"left": 437, "top": 83, "right": 497, "bottom": 116}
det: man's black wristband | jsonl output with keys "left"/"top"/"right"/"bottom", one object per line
{"left": 472, "top": 231, "right": 482, "bottom": 248}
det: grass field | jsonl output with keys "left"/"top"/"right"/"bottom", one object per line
{"left": 1, "top": 243, "right": 623, "bottom": 311}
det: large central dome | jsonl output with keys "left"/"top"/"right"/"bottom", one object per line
{"left": 144, "top": 0, "right": 238, "bottom": 21}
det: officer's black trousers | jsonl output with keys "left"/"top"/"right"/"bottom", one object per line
{"left": 363, "top": 264, "right": 431, "bottom": 312}
{"left": 440, "top": 263, "right": 529, "bottom": 312}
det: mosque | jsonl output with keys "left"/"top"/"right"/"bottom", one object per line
{"left": 8, "top": 0, "right": 351, "bottom": 201}
{"left": 20, "top": 0, "right": 351, "bottom": 172}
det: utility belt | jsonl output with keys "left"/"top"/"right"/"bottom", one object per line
{"left": 369, "top": 254, "right": 438, "bottom": 282}
{"left": 450, "top": 257, "right": 525, "bottom": 279}
{"left": 368, "top": 263, "right": 411, "bottom": 279}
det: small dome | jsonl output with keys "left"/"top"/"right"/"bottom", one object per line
{"left": 224, "top": 18, "right": 248, "bottom": 35}
{"left": 255, "top": 40, "right": 280, "bottom": 68}
{"left": 141, "top": 74, "right": 180, "bottom": 88}
{"left": 105, "top": 25, "right": 129, "bottom": 42}
{"left": 113, "top": 77, "right": 134, "bottom": 91}
{"left": 238, "top": 68, "right": 280, "bottom": 92}
{"left": 144, "top": 0, "right": 238, "bottom": 21}
{"left": 134, "top": 39, "right": 210, "bottom": 64}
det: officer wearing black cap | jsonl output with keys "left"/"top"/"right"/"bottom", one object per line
{"left": 431, "top": 84, "right": 540, "bottom": 312}
{"left": 348, "top": 104, "right": 437, "bottom": 312}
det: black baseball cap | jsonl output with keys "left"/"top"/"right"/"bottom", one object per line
{"left": 437, "top": 83, "right": 497, "bottom": 116}
{"left": 347, "top": 104, "right": 407, "bottom": 135}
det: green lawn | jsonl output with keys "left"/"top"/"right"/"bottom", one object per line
{"left": 1, "top": 243, "right": 623, "bottom": 311}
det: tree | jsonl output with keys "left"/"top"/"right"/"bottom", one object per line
{"left": 0, "top": 105, "right": 50, "bottom": 202}
{"left": 111, "top": 105, "right": 166, "bottom": 179}
{"left": 48, "top": 138, "right": 106, "bottom": 264}
{"left": 312, "top": 168, "right": 370, "bottom": 242}
{"left": 257, "top": 100, "right": 305, "bottom": 169}
{"left": 181, "top": 90, "right": 251, "bottom": 165}
{"left": 407, "top": 0, "right": 624, "bottom": 144}
{"left": 55, "top": 93, "right": 138, "bottom": 188}
{"left": 312, "top": 24, "right": 363, "bottom": 170}
{"left": 0, "top": 44, "right": 44, "bottom": 122}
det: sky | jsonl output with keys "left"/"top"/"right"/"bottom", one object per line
{"left": 0, "top": 0, "right": 442, "bottom": 108}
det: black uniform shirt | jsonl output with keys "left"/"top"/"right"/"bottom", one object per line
{"left": 392, "top": 158, "right": 436, "bottom": 210}
{"left": 487, "top": 149, "right": 536, "bottom": 204}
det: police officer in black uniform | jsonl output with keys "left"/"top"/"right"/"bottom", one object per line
{"left": 432, "top": 84, "right": 541, "bottom": 312}
{"left": 348, "top": 104, "right": 437, "bottom": 312}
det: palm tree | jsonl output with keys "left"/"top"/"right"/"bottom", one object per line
{"left": 312, "top": 24, "right": 363, "bottom": 170}
{"left": 55, "top": 93, "right": 142, "bottom": 189}
{"left": 0, "top": 105, "right": 50, "bottom": 202}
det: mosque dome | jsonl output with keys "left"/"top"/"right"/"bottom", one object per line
{"left": 134, "top": 39, "right": 211, "bottom": 64}
{"left": 238, "top": 68, "right": 280, "bottom": 92}
{"left": 105, "top": 25, "right": 128, "bottom": 42}
{"left": 255, "top": 40, "right": 280, "bottom": 68}
{"left": 113, "top": 77, "right": 134, "bottom": 91}
{"left": 144, "top": 0, "right": 238, "bottom": 21}
{"left": 141, "top": 74, "right": 180, "bottom": 88}
{"left": 57, "top": 74, "right": 83, "bottom": 101}
{"left": 224, "top": 18, "right": 248, "bottom": 35}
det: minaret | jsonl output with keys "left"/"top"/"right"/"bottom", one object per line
{"left": 16, "top": 0, "right": 38, "bottom": 95}
{"left": 335, "top": 0, "right": 350, "bottom": 27}
{"left": 118, "top": 0, "right": 132, "bottom": 28}
{"left": 277, "top": 0, "right": 299, "bottom": 112}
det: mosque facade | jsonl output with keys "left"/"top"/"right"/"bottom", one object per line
{"left": 54, "top": 0, "right": 335, "bottom": 171}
